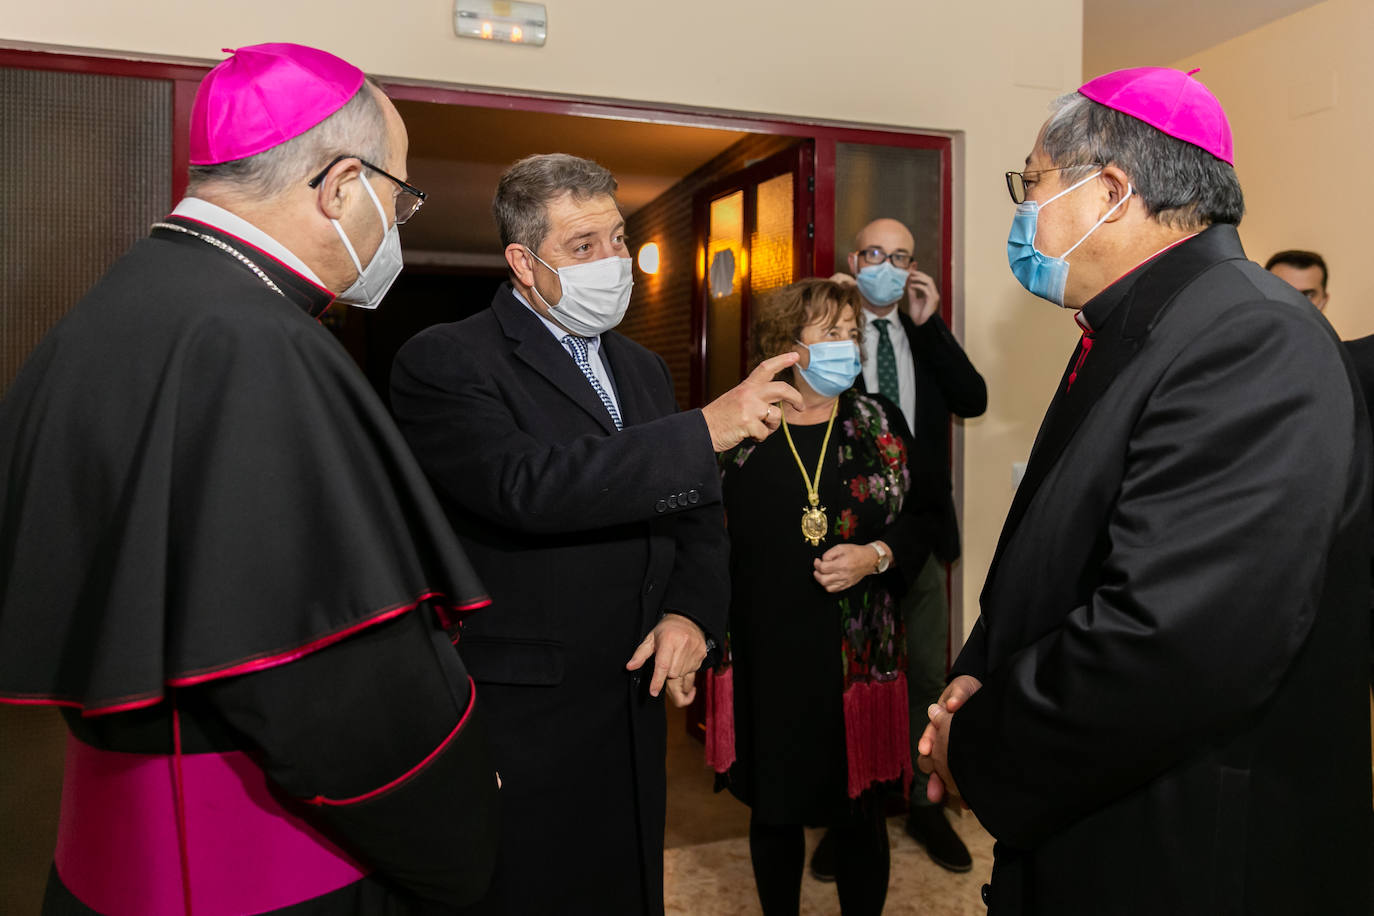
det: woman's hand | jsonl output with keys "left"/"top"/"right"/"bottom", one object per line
{"left": 812, "top": 543, "right": 880, "bottom": 593}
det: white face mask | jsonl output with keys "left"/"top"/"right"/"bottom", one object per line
{"left": 331, "top": 176, "right": 403, "bottom": 310}
{"left": 526, "top": 249, "right": 633, "bottom": 336}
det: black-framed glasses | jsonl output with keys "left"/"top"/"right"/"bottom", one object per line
{"left": 307, "top": 155, "right": 427, "bottom": 225}
{"left": 1005, "top": 165, "right": 1096, "bottom": 204}
{"left": 856, "top": 247, "right": 913, "bottom": 270}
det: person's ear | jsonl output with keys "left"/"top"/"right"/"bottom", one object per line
{"left": 315, "top": 158, "right": 365, "bottom": 221}
{"left": 847, "top": 251, "right": 860, "bottom": 275}
{"left": 505, "top": 244, "right": 537, "bottom": 288}
{"left": 1100, "top": 165, "right": 1133, "bottom": 222}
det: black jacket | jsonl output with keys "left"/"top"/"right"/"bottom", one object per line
{"left": 951, "top": 225, "right": 1373, "bottom": 915}
{"left": 390, "top": 283, "right": 729, "bottom": 916}
{"left": 857, "top": 311, "right": 985, "bottom": 562}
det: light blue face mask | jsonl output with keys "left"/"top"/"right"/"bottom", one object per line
{"left": 855, "top": 261, "right": 907, "bottom": 306}
{"left": 1007, "top": 170, "right": 1133, "bottom": 308}
{"left": 795, "top": 339, "right": 862, "bottom": 397}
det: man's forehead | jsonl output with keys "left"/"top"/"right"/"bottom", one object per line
{"left": 1272, "top": 263, "right": 1325, "bottom": 288}
{"left": 549, "top": 192, "right": 621, "bottom": 228}
{"left": 856, "top": 220, "right": 913, "bottom": 251}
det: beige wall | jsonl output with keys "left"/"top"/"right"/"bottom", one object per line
{"left": 1167, "top": 0, "right": 1374, "bottom": 340}
{"left": 0, "top": 0, "right": 1085, "bottom": 640}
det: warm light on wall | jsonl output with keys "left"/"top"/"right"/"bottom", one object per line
{"left": 638, "top": 242, "right": 661, "bottom": 275}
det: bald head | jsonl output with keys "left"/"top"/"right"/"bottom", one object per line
{"left": 854, "top": 218, "right": 914, "bottom": 254}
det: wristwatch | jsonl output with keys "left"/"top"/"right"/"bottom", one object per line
{"left": 869, "top": 541, "right": 891, "bottom": 574}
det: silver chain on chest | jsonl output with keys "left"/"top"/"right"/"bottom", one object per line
{"left": 151, "top": 222, "right": 286, "bottom": 298}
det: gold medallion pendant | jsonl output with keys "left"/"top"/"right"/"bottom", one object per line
{"left": 800, "top": 503, "right": 828, "bottom": 546}
{"left": 781, "top": 398, "right": 840, "bottom": 546}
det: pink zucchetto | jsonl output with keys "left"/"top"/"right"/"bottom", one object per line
{"left": 1078, "top": 67, "right": 1234, "bottom": 166}
{"left": 189, "top": 43, "right": 366, "bottom": 166}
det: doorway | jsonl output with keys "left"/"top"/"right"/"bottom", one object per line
{"left": 0, "top": 46, "right": 961, "bottom": 913}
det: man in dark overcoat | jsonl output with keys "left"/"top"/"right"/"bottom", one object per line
{"left": 920, "top": 67, "right": 1373, "bottom": 915}
{"left": 391, "top": 153, "right": 800, "bottom": 915}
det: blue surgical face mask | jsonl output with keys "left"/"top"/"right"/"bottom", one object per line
{"left": 1007, "top": 170, "right": 1133, "bottom": 308}
{"left": 855, "top": 261, "right": 907, "bottom": 306}
{"left": 795, "top": 339, "right": 861, "bottom": 397}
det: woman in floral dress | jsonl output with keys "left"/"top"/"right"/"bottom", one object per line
{"left": 707, "top": 278, "right": 943, "bottom": 915}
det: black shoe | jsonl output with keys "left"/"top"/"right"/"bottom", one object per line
{"left": 905, "top": 805, "right": 973, "bottom": 873}
{"left": 809, "top": 828, "right": 837, "bottom": 882}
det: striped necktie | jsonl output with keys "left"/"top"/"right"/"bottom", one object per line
{"left": 562, "top": 334, "right": 623, "bottom": 430}
{"left": 873, "top": 318, "right": 901, "bottom": 405}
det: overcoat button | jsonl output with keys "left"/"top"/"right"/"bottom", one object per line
{"left": 688, "top": 489, "right": 700, "bottom": 504}
{"left": 655, "top": 499, "right": 667, "bottom": 513}
{"left": 668, "top": 494, "right": 678, "bottom": 508}
{"left": 981, "top": 884, "right": 991, "bottom": 905}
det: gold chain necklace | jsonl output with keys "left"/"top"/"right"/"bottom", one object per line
{"left": 780, "top": 399, "right": 839, "bottom": 546}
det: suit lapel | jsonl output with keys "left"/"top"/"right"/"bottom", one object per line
{"left": 494, "top": 285, "right": 620, "bottom": 435}
{"left": 983, "top": 225, "right": 1250, "bottom": 591}
{"left": 598, "top": 333, "right": 653, "bottom": 427}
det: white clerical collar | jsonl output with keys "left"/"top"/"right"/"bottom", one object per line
{"left": 171, "top": 198, "right": 326, "bottom": 287}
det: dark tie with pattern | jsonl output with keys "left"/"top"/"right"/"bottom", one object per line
{"left": 562, "top": 334, "right": 623, "bottom": 430}
{"left": 873, "top": 318, "right": 901, "bottom": 404}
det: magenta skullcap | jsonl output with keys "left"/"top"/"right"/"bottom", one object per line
{"left": 1078, "top": 67, "right": 1234, "bottom": 166}
{"left": 189, "top": 43, "right": 366, "bottom": 165}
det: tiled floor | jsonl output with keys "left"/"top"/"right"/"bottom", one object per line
{"left": 663, "top": 704, "right": 995, "bottom": 915}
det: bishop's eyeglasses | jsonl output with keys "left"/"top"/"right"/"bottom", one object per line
{"left": 1005, "top": 165, "right": 1098, "bottom": 205}
{"left": 307, "top": 155, "right": 427, "bottom": 225}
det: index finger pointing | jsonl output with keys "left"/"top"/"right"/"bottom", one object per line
{"left": 750, "top": 352, "right": 800, "bottom": 381}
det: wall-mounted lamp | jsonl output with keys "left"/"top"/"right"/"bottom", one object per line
{"left": 637, "top": 242, "right": 661, "bottom": 275}
{"left": 455, "top": 1, "right": 547, "bottom": 46}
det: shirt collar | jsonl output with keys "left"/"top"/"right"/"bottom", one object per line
{"left": 512, "top": 287, "right": 602, "bottom": 352}
{"left": 863, "top": 310, "right": 905, "bottom": 340}
{"left": 172, "top": 198, "right": 325, "bottom": 287}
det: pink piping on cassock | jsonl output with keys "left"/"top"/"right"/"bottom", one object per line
{"left": 1, "top": 591, "right": 491, "bottom": 714}
{"left": 168, "top": 592, "right": 490, "bottom": 687}
{"left": 170, "top": 215, "right": 335, "bottom": 297}
{"left": 304, "top": 676, "right": 478, "bottom": 806}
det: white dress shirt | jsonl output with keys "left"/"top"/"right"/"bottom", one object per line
{"left": 860, "top": 306, "right": 917, "bottom": 431}
{"left": 171, "top": 197, "right": 327, "bottom": 288}
{"left": 512, "top": 288, "right": 621, "bottom": 414}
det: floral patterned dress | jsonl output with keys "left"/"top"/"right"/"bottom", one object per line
{"left": 711, "top": 389, "right": 935, "bottom": 824}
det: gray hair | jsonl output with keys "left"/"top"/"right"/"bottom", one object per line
{"left": 186, "top": 82, "right": 389, "bottom": 199}
{"left": 493, "top": 153, "right": 618, "bottom": 252}
{"left": 1040, "top": 92, "right": 1244, "bottom": 230}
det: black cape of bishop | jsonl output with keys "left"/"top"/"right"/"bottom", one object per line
{"left": 0, "top": 216, "right": 488, "bottom": 712}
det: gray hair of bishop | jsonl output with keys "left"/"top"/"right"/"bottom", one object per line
{"left": 1040, "top": 91, "right": 1245, "bottom": 232}
{"left": 186, "top": 83, "right": 389, "bottom": 199}
{"left": 493, "top": 153, "right": 619, "bottom": 253}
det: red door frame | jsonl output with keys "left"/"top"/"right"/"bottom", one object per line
{"left": 690, "top": 141, "right": 814, "bottom": 406}
{"left": 2, "top": 44, "right": 963, "bottom": 662}
{"left": 383, "top": 81, "right": 953, "bottom": 313}
{"left": 0, "top": 47, "right": 952, "bottom": 323}
{"left": 0, "top": 49, "right": 206, "bottom": 203}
